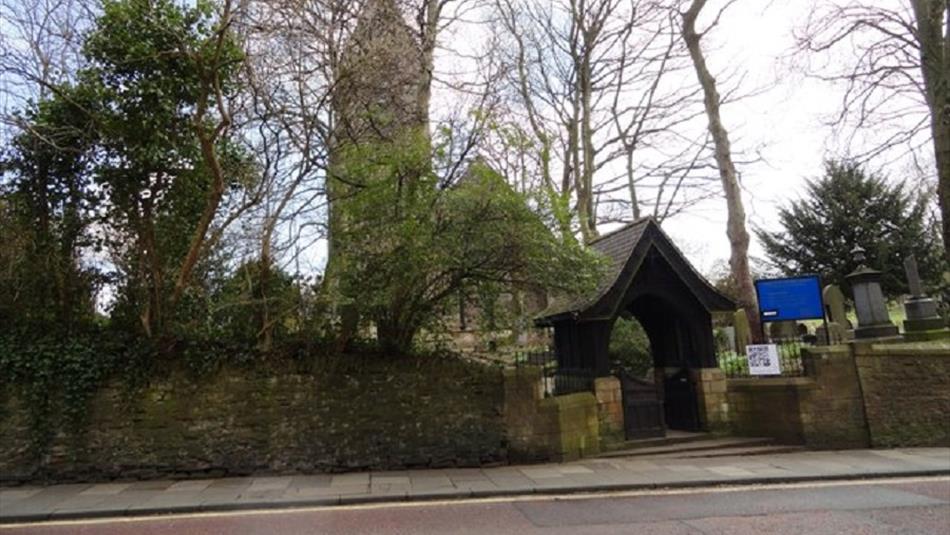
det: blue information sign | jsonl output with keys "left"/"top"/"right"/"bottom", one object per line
{"left": 754, "top": 275, "right": 824, "bottom": 322}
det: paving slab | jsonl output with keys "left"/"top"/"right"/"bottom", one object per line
{"left": 1, "top": 447, "right": 948, "bottom": 524}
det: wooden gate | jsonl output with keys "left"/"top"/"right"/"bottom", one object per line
{"left": 663, "top": 368, "right": 701, "bottom": 431}
{"left": 619, "top": 373, "right": 664, "bottom": 439}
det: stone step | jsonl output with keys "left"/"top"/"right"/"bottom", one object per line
{"left": 629, "top": 444, "right": 806, "bottom": 460}
{"left": 601, "top": 431, "right": 713, "bottom": 454}
{"left": 599, "top": 436, "right": 779, "bottom": 459}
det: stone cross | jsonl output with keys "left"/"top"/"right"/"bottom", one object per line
{"left": 903, "top": 255, "right": 924, "bottom": 297}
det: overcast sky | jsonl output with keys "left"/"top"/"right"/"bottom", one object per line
{"left": 425, "top": 0, "right": 933, "bottom": 277}
{"left": 647, "top": 0, "right": 929, "bottom": 275}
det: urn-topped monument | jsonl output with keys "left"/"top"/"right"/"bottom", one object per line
{"left": 846, "top": 246, "right": 899, "bottom": 339}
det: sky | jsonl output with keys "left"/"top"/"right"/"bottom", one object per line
{"left": 425, "top": 0, "right": 930, "bottom": 277}
{"left": 660, "top": 0, "right": 831, "bottom": 273}
{"left": 1, "top": 0, "right": 931, "bottom": 281}
{"left": 649, "top": 0, "right": 931, "bottom": 275}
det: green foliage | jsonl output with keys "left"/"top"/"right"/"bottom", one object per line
{"left": 0, "top": 331, "right": 128, "bottom": 450}
{"left": 609, "top": 317, "right": 653, "bottom": 379}
{"left": 332, "top": 134, "right": 604, "bottom": 353}
{"left": 207, "top": 260, "right": 302, "bottom": 345}
{"left": 756, "top": 160, "right": 944, "bottom": 298}
{"left": 0, "top": 94, "right": 101, "bottom": 335}
{"left": 717, "top": 350, "right": 748, "bottom": 376}
{"left": 83, "top": 0, "right": 247, "bottom": 335}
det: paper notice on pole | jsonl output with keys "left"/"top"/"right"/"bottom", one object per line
{"left": 746, "top": 344, "right": 781, "bottom": 376}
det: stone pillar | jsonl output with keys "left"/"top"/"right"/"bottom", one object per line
{"left": 503, "top": 367, "right": 553, "bottom": 461}
{"left": 846, "top": 246, "right": 899, "bottom": 339}
{"left": 692, "top": 368, "right": 729, "bottom": 432}
{"left": 594, "top": 376, "right": 624, "bottom": 447}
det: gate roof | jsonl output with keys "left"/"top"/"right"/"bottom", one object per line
{"left": 536, "top": 218, "right": 734, "bottom": 324}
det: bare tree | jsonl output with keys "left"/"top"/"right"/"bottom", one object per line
{"left": 493, "top": 0, "right": 719, "bottom": 243}
{"left": 680, "top": 0, "right": 761, "bottom": 339}
{"left": 0, "top": 0, "right": 98, "bottom": 143}
{"left": 231, "top": 0, "right": 354, "bottom": 347}
{"left": 798, "top": 0, "right": 949, "bottom": 255}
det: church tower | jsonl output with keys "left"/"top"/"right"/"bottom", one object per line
{"left": 331, "top": 0, "right": 428, "bottom": 147}
{"left": 325, "top": 0, "right": 431, "bottom": 338}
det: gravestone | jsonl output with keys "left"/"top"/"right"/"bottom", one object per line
{"left": 734, "top": 309, "right": 751, "bottom": 355}
{"left": 768, "top": 320, "right": 799, "bottom": 341}
{"left": 846, "top": 246, "right": 899, "bottom": 339}
{"left": 816, "top": 321, "right": 848, "bottom": 346}
{"left": 901, "top": 255, "right": 948, "bottom": 337}
{"left": 817, "top": 284, "right": 853, "bottom": 344}
{"left": 822, "top": 284, "right": 849, "bottom": 328}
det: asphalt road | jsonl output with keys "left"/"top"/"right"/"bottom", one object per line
{"left": 2, "top": 477, "right": 948, "bottom": 535}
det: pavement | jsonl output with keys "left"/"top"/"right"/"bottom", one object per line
{"left": 7, "top": 477, "right": 947, "bottom": 534}
{"left": 1, "top": 448, "right": 948, "bottom": 524}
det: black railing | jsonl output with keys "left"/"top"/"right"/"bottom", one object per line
{"left": 718, "top": 337, "right": 808, "bottom": 378}
{"left": 513, "top": 350, "right": 557, "bottom": 367}
{"left": 546, "top": 368, "right": 597, "bottom": 397}
{"left": 514, "top": 350, "right": 597, "bottom": 397}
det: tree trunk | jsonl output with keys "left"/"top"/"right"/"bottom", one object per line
{"left": 168, "top": 131, "right": 226, "bottom": 319}
{"left": 682, "top": 0, "right": 761, "bottom": 340}
{"left": 376, "top": 315, "right": 417, "bottom": 355}
{"left": 911, "top": 0, "right": 950, "bottom": 258}
{"left": 258, "top": 251, "right": 273, "bottom": 352}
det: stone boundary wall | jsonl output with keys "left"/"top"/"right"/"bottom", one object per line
{"left": 726, "top": 341, "right": 949, "bottom": 449}
{"left": 726, "top": 378, "right": 812, "bottom": 444}
{"left": 503, "top": 368, "right": 601, "bottom": 462}
{"left": 853, "top": 342, "right": 950, "bottom": 448}
{"left": 727, "top": 345, "right": 872, "bottom": 449}
{"left": 0, "top": 359, "right": 507, "bottom": 485}
{"left": 799, "top": 345, "right": 871, "bottom": 449}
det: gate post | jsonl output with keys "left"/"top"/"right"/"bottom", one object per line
{"left": 594, "top": 376, "right": 624, "bottom": 447}
{"left": 693, "top": 368, "right": 729, "bottom": 432}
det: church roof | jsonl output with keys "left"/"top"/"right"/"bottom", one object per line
{"left": 537, "top": 218, "right": 734, "bottom": 324}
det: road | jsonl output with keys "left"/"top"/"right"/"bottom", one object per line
{"left": 2, "top": 477, "right": 948, "bottom": 534}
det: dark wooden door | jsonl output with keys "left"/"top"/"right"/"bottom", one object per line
{"left": 663, "top": 369, "right": 700, "bottom": 431}
{"left": 619, "top": 374, "right": 665, "bottom": 440}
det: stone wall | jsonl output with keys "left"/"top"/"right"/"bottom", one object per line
{"left": 853, "top": 342, "right": 950, "bottom": 448}
{"left": 726, "top": 378, "right": 811, "bottom": 444}
{"left": 799, "top": 345, "right": 870, "bottom": 449}
{"left": 726, "top": 341, "right": 950, "bottom": 450}
{"left": 503, "top": 367, "right": 601, "bottom": 462}
{"left": 726, "top": 345, "right": 871, "bottom": 449}
{"left": 502, "top": 367, "right": 555, "bottom": 461}
{"left": 0, "top": 357, "right": 507, "bottom": 484}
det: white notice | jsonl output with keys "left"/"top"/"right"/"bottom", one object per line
{"left": 746, "top": 344, "right": 781, "bottom": 376}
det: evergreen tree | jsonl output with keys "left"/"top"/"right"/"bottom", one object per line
{"left": 756, "top": 160, "right": 943, "bottom": 298}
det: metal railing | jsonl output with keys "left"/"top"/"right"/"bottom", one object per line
{"left": 513, "top": 350, "right": 596, "bottom": 397}
{"left": 546, "top": 368, "right": 596, "bottom": 397}
{"left": 513, "top": 350, "right": 557, "bottom": 367}
{"left": 718, "top": 337, "right": 809, "bottom": 378}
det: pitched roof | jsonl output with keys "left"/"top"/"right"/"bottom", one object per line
{"left": 537, "top": 218, "right": 734, "bottom": 323}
